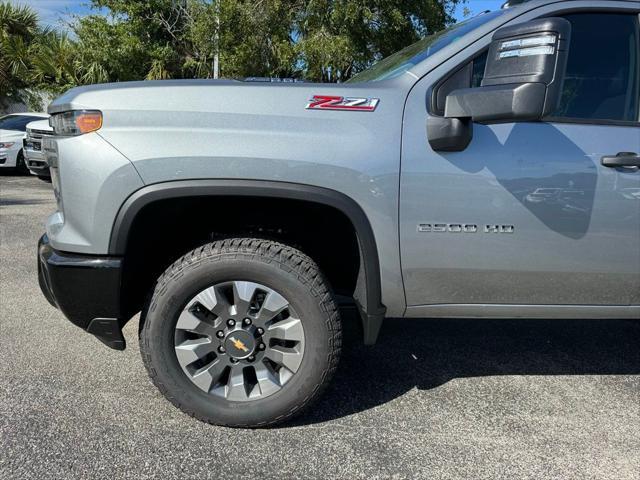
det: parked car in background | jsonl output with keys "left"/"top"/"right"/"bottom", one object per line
{"left": 23, "top": 119, "right": 53, "bottom": 180}
{"left": 0, "top": 113, "right": 49, "bottom": 174}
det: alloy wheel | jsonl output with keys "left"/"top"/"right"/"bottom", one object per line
{"left": 174, "top": 281, "right": 305, "bottom": 401}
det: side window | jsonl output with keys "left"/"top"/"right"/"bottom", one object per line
{"left": 471, "top": 51, "right": 487, "bottom": 88}
{"left": 551, "top": 13, "right": 639, "bottom": 122}
{"left": 431, "top": 51, "right": 488, "bottom": 115}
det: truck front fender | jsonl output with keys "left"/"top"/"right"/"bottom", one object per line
{"left": 110, "top": 179, "right": 387, "bottom": 344}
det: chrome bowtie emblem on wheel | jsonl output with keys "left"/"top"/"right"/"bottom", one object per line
{"left": 229, "top": 336, "right": 249, "bottom": 352}
{"left": 306, "top": 95, "right": 380, "bottom": 111}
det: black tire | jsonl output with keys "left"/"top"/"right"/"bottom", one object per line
{"left": 15, "top": 150, "right": 30, "bottom": 175}
{"left": 140, "top": 238, "right": 342, "bottom": 427}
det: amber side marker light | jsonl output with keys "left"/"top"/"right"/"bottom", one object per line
{"left": 76, "top": 112, "right": 103, "bottom": 133}
{"left": 50, "top": 110, "right": 103, "bottom": 136}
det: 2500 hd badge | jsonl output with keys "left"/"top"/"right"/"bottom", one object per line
{"left": 417, "top": 223, "right": 515, "bottom": 234}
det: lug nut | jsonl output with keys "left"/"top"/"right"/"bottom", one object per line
{"left": 227, "top": 319, "right": 236, "bottom": 327}
{"left": 216, "top": 330, "right": 224, "bottom": 338}
{"left": 258, "top": 343, "right": 266, "bottom": 351}
{"left": 217, "top": 346, "right": 225, "bottom": 354}
{"left": 230, "top": 358, "right": 238, "bottom": 364}
{"left": 247, "top": 356, "right": 255, "bottom": 362}
{"left": 243, "top": 318, "right": 252, "bottom": 326}
{"left": 257, "top": 327, "right": 264, "bottom": 335}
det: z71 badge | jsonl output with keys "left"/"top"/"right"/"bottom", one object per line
{"left": 306, "top": 95, "right": 379, "bottom": 111}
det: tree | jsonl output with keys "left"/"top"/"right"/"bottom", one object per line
{"left": 71, "top": 15, "right": 147, "bottom": 82}
{"left": 30, "top": 30, "right": 109, "bottom": 92}
{"left": 74, "top": 0, "right": 465, "bottom": 82}
{"left": 1, "top": 0, "right": 467, "bottom": 108}
{"left": 79, "top": 0, "right": 300, "bottom": 80}
{"left": 0, "top": 2, "right": 39, "bottom": 105}
{"left": 296, "top": 0, "right": 464, "bottom": 82}
{"left": 215, "top": 0, "right": 299, "bottom": 79}
{"left": 0, "top": 2, "right": 114, "bottom": 109}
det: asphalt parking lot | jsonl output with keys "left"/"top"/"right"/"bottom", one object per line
{"left": 1, "top": 174, "right": 638, "bottom": 480}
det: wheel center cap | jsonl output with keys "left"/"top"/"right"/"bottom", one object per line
{"left": 224, "top": 330, "right": 256, "bottom": 359}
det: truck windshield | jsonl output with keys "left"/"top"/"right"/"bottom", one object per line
{"left": 348, "top": 10, "right": 505, "bottom": 83}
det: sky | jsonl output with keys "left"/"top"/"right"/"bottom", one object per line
{"left": 8, "top": 0, "right": 507, "bottom": 29}
{"left": 8, "top": 0, "right": 94, "bottom": 28}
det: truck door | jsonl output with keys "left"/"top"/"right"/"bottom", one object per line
{"left": 400, "top": 11, "right": 640, "bottom": 312}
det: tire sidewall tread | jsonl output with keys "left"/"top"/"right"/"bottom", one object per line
{"left": 139, "top": 238, "right": 342, "bottom": 428}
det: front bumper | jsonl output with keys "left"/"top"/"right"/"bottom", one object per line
{"left": 26, "top": 157, "right": 50, "bottom": 176}
{"left": 38, "top": 234, "right": 127, "bottom": 350}
{"left": 23, "top": 143, "right": 50, "bottom": 176}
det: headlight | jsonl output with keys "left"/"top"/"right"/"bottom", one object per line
{"left": 49, "top": 110, "right": 103, "bottom": 136}
{"left": 0, "top": 142, "right": 15, "bottom": 148}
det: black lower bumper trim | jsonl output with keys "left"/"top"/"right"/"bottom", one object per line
{"left": 38, "top": 234, "right": 127, "bottom": 350}
{"left": 87, "top": 318, "right": 126, "bottom": 350}
{"left": 27, "top": 163, "right": 50, "bottom": 176}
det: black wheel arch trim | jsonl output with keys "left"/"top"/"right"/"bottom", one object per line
{"left": 109, "top": 179, "right": 387, "bottom": 344}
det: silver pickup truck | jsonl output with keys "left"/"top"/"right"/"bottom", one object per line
{"left": 38, "top": 0, "right": 640, "bottom": 427}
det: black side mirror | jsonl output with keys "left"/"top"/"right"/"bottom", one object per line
{"left": 429, "top": 17, "right": 571, "bottom": 152}
{"left": 446, "top": 17, "right": 571, "bottom": 122}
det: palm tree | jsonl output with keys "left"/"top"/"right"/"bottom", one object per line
{"left": 0, "top": 2, "right": 39, "bottom": 105}
{"left": 1, "top": 2, "right": 107, "bottom": 109}
{"left": 0, "top": 2, "right": 38, "bottom": 38}
{"left": 31, "top": 30, "right": 109, "bottom": 90}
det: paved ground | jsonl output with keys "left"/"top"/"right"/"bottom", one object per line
{"left": 1, "top": 174, "right": 638, "bottom": 480}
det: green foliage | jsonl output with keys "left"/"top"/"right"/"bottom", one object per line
{"left": 217, "top": 1, "right": 299, "bottom": 79}
{"left": 1, "top": 0, "right": 465, "bottom": 104}
{"left": 72, "top": 15, "right": 147, "bottom": 82}
{"left": 0, "top": 2, "right": 39, "bottom": 104}
{"left": 296, "top": 0, "right": 461, "bottom": 81}
{"left": 0, "top": 2, "right": 110, "bottom": 108}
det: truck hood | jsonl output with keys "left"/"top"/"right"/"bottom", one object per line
{"left": 47, "top": 79, "right": 404, "bottom": 121}
{"left": 26, "top": 119, "right": 53, "bottom": 133}
{"left": 47, "top": 79, "right": 407, "bottom": 197}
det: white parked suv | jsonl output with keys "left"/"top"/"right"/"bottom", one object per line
{"left": 0, "top": 113, "right": 49, "bottom": 173}
{"left": 23, "top": 119, "right": 53, "bottom": 179}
